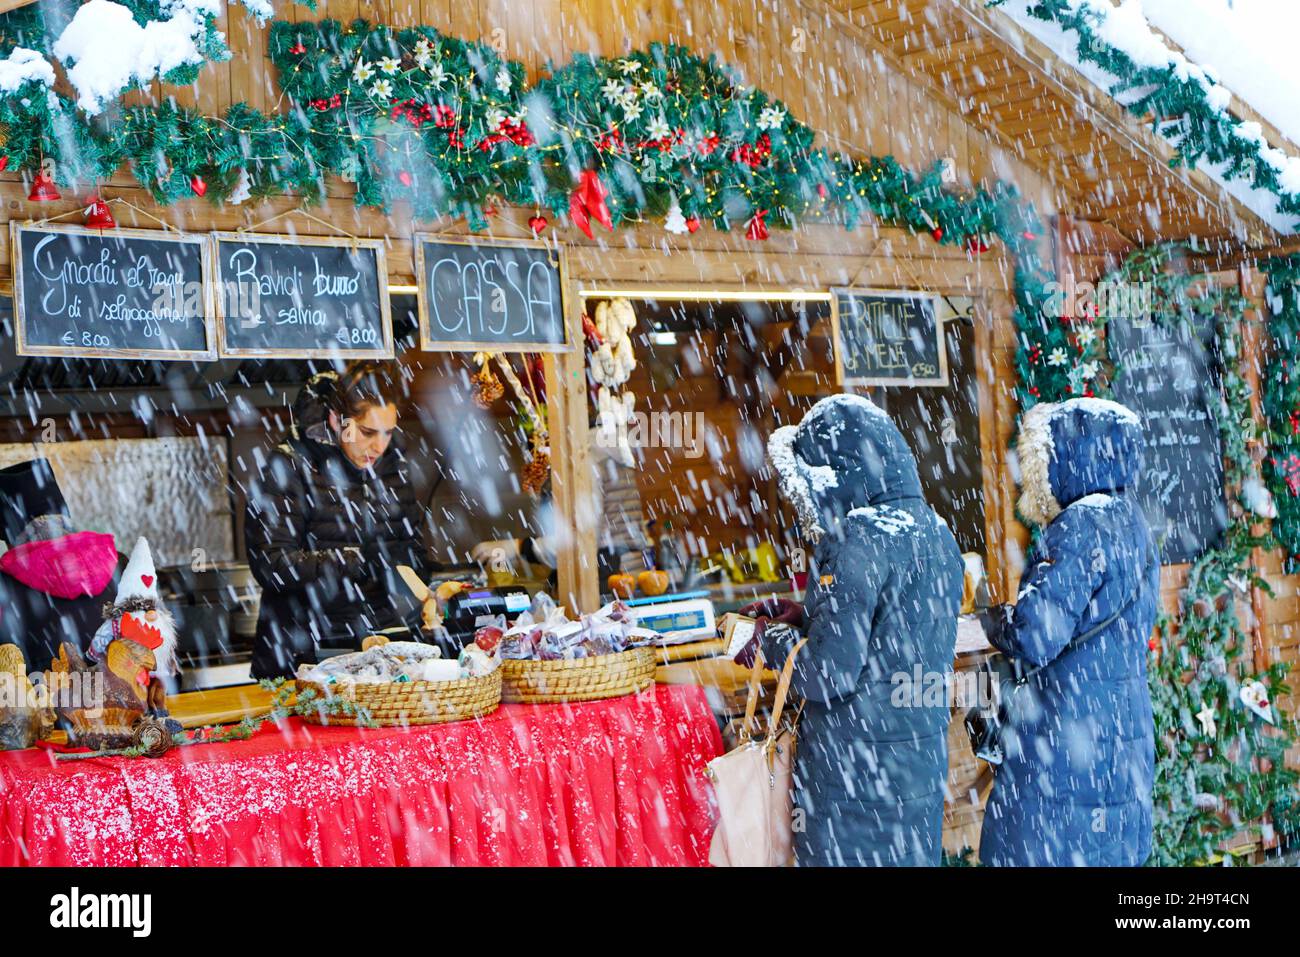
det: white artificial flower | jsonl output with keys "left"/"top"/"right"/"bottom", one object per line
{"left": 1080, "top": 360, "right": 1100, "bottom": 381}
{"left": 485, "top": 107, "right": 507, "bottom": 129}
{"left": 622, "top": 99, "right": 643, "bottom": 121}
{"left": 427, "top": 61, "right": 446, "bottom": 87}
{"left": 639, "top": 81, "right": 661, "bottom": 100}
{"left": 414, "top": 49, "right": 432, "bottom": 68}
{"left": 1076, "top": 326, "right": 1098, "bottom": 347}
{"left": 601, "top": 78, "right": 625, "bottom": 103}
{"left": 1047, "top": 348, "right": 1068, "bottom": 367}
{"left": 647, "top": 117, "right": 671, "bottom": 139}
{"left": 494, "top": 69, "right": 512, "bottom": 94}
{"left": 353, "top": 59, "right": 374, "bottom": 82}
{"left": 377, "top": 56, "right": 401, "bottom": 75}
{"left": 757, "top": 105, "right": 786, "bottom": 130}
{"left": 414, "top": 38, "right": 433, "bottom": 56}
{"left": 371, "top": 79, "right": 393, "bottom": 99}
{"left": 617, "top": 58, "right": 641, "bottom": 74}
{"left": 511, "top": 107, "right": 528, "bottom": 124}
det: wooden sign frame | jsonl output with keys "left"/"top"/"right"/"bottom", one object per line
{"left": 830, "top": 287, "right": 949, "bottom": 388}
{"left": 414, "top": 234, "right": 572, "bottom": 353}
{"left": 211, "top": 231, "right": 394, "bottom": 360}
{"left": 10, "top": 221, "right": 217, "bottom": 361}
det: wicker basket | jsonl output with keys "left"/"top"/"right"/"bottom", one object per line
{"left": 500, "top": 647, "right": 656, "bottom": 704}
{"left": 296, "top": 670, "right": 501, "bottom": 727}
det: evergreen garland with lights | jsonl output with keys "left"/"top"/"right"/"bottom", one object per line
{"left": 987, "top": 0, "right": 1300, "bottom": 229}
{"left": 1262, "top": 256, "right": 1300, "bottom": 571}
{"left": 1097, "top": 245, "right": 1295, "bottom": 865}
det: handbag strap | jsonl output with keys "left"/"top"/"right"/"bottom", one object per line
{"left": 765, "top": 638, "right": 808, "bottom": 745}
{"left": 738, "top": 648, "right": 767, "bottom": 744}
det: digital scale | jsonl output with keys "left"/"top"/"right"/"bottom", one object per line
{"left": 623, "top": 591, "right": 717, "bottom": 645}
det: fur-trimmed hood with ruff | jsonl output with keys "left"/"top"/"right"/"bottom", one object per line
{"left": 767, "top": 393, "right": 924, "bottom": 542}
{"left": 1015, "top": 397, "right": 1144, "bottom": 527}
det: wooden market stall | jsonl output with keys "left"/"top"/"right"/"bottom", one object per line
{"left": 0, "top": 0, "right": 1297, "bottom": 865}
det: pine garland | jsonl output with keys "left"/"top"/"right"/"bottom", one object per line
{"left": 1262, "top": 256, "right": 1300, "bottom": 570}
{"left": 988, "top": 0, "right": 1300, "bottom": 229}
{"left": 1094, "top": 245, "right": 1295, "bottom": 865}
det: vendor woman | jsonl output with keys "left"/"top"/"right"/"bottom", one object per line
{"left": 245, "top": 361, "right": 435, "bottom": 679}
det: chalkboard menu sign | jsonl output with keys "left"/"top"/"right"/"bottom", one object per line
{"left": 832, "top": 288, "right": 947, "bottom": 387}
{"left": 1109, "top": 314, "right": 1227, "bottom": 564}
{"left": 213, "top": 233, "right": 393, "bottom": 359}
{"left": 415, "top": 236, "right": 569, "bottom": 352}
{"left": 10, "top": 223, "right": 215, "bottom": 360}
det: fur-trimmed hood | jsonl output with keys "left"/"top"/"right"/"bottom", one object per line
{"left": 767, "top": 393, "right": 923, "bottom": 541}
{"left": 1016, "top": 397, "right": 1144, "bottom": 527}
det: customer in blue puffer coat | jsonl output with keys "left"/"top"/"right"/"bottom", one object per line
{"left": 979, "top": 397, "right": 1159, "bottom": 866}
{"left": 739, "top": 393, "right": 964, "bottom": 866}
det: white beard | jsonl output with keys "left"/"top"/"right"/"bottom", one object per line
{"left": 151, "top": 604, "right": 180, "bottom": 678}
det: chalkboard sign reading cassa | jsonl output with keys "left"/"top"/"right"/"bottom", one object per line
{"left": 213, "top": 233, "right": 393, "bottom": 359}
{"left": 832, "top": 288, "right": 947, "bottom": 387}
{"left": 1109, "top": 314, "right": 1227, "bottom": 564}
{"left": 10, "top": 222, "right": 215, "bottom": 360}
{"left": 415, "top": 236, "right": 569, "bottom": 352}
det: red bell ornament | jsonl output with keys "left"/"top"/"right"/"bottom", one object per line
{"left": 28, "top": 170, "right": 61, "bottom": 202}
{"left": 83, "top": 196, "right": 116, "bottom": 230}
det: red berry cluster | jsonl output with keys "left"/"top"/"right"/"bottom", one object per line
{"left": 308, "top": 93, "right": 342, "bottom": 111}
{"left": 434, "top": 104, "right": 457, "bottom": 127}
{"left": 288, "top": 42, "right": 307, "bottom": 55}
{"left": 731, "top": 133, "right": 772, "bottom": 167}
{"left": 595, "top": 127, "right": 625, "bottom": 153}
{"left": 477, "top": 118, "right": 536, "bottom": 150}
{"left": 390, "top": 98, "right": 435, "bottom": 128}
{"left": 696, "top": 133, "right": 720, "bottom": 155}
{"left": 637, "top": 127, "right": 686, "bottom": 152}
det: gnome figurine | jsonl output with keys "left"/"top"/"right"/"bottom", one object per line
{"left": 87, "top": 537, "right": 179, "bottom": 723}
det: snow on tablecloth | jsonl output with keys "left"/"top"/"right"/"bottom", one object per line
{"left": 0, "top": 685, "right": 722, "bottom": 867}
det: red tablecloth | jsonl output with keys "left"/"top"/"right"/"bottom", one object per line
{"left": 0, "top": 684, "right": 722, "bottom": 866}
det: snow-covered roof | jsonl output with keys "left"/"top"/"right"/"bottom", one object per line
{"left": 993, "top": 0, "right": 1300, "bottom": 234}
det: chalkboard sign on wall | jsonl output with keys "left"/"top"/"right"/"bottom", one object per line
{"left": 832, "top": 288, "right": 947, "bottom": 387}
{"left": 10, "top": 223, "right": 215, "bottom": 360}
{"left": 416, "top": 236, "right": 569, "bottom": 352}
{"left": 1109, "top": 314, "right": 1227, "bottom": 564}
{"left": 213, "top": 233, "right": 393, "bottom": 359}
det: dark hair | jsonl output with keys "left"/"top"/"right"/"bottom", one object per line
{"left": 328, "top": 361, "right": 404, "bottom": 421}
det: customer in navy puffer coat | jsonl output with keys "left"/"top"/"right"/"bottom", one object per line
{"left": 979, "top": 397, "right": 1159, "bottom": 866}
{"left": 751, "top": 393, "right": 964, "bottom": 866}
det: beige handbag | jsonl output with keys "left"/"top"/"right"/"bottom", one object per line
{"left": 706, "top": 639, "right": 807, "bottom": 867}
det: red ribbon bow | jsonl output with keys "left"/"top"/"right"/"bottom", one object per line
{"left": 570, "top": 170, "right": 613, "bottom": 239}
{"left": 745, "top": 209, "right": 769, "bottom": 241}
